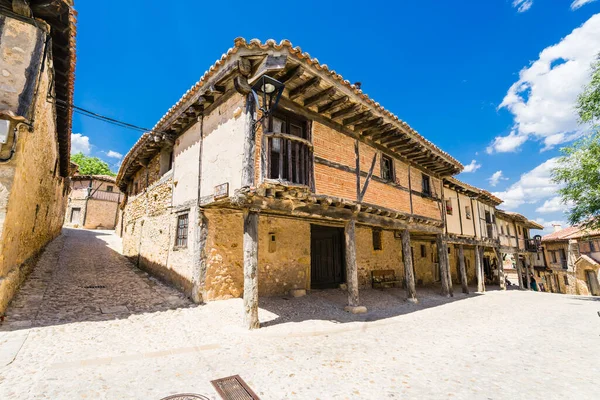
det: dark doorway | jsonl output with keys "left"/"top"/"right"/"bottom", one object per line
{"left": 311, "top": 225, "right": 345, "bottom": 289}
{"left": 483, "top": 256, "right": 492, "bottom": 281}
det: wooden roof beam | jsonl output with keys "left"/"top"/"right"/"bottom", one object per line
{"left": 277, "top": 64, "right": 304, "bottom": 84}
{"left": 363, "top": 123, "right": 392, "bottom": 138}
{"left": 331, "top": 104, "right": 360, "bottom": 120}
{"left": 318, "top": 96, "right": 348, "bottom": 114}
{"left": 343, "top": 111, "right": 372, "bottom": 126}
{"left": 304, "top": 87, "right": 335, "bottom": 108}
{"left": 289, "top": 76, "right": 321, "bottom": 100}
{"left": 354, "top": 117, "right": 383, "bottom": 132}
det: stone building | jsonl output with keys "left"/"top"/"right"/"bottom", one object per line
{"left": 116, "top": 38, "right": 541, "bottom": 328}
{"left": 0, "top": 1, "right": 77, "bottom": 313}
{"left": 495, "top": 210, "right": 544, "bottom": 289}
{"left": 540, "top": 226, "right": 600, "bottom": 296}
{"left": 64, "top": 175, "right": 121, "bottom": 229}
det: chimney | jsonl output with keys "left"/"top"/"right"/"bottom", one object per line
{"left": 552, "top": 224, "right": 562, "bottom": 232}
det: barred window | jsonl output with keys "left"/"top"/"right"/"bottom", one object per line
{"left": 422, "top": 174, "right": 431, "bottom": 196}
{"left": 372, "top": 229, "right": 382, "bottom": 251}
{"left": 176, "top": 214, "right": 189, "bottom": 248}
{"left": 381, "top": 154, "right": 395, "bottom": 182}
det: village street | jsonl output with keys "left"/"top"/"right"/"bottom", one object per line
{"left": 0, "top": 229, "right": 598, "bottom": 399}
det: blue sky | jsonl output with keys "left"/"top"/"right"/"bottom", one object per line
{"left": 71, "top": 0, "right": 600, "bottom": 233}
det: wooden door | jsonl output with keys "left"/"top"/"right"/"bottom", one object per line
{"left": 311, "top": 225, "right": 345, "bottom": 289}
{"left": 586, "top": 270, "right": 600, "bottom": 296}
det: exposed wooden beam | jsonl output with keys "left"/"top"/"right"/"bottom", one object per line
{"left": 354, "top": 117, "right": 383, "bottom": 132}
{"left": 343, "top": 111, "right": 372, "bottom": 126}
{"left": 209, "top": 85, "right": 226, "bottom": 94}
{"left": 278, "top": 65, "right": 305, "bottom": 84}
{"left": 380, "top": 134, "right": 408, "bottom": 145}
{"left": 370, "top": 129, "right": 398, "bottom": 142}
{"left": 331, "top": 104, "right": 360, "bottom": 120}
{"left": 289, "top": 77, "right": 321, "bottom": 100}
{"left": 304, "top": 87, "right": 335, "bottom": 107}
{"left": 362, "top": 123, "right": 392, "bottom": 137}
{"left": 199, "top": 95, "right": 214, "bottom": 104}
{"left": 318, "top": 96, "right": 348, "bottom": 114}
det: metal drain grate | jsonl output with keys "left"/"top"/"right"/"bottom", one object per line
{"left": 84, "top": 285, "right": 106, "bottom": 289}
{"left": 160, "top": 394, "right": 209, "bottom": 400}
{"left": 211, "top": 375, "right": 260, "bottom": 400}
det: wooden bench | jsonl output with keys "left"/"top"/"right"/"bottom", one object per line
{"left": 371, "top": 269, "right": 402, "bottom": 289}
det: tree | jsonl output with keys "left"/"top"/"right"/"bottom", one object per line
{"left": 71, "top": 152, "right": 116, "bottom": 176}
{"left": 552, "top": 56, "right": 600, "bottom": 229}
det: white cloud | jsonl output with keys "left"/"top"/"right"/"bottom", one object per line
{"left": 513, "top": 0, "right": 533, "bottom": 12}
{"left": 534, "top": 218, "right": 567, "bottom": 235}
{"left": 571, "top": 0, "right": 597, "bottom": 10}
{"left": 71, "top": 133, "right": 91, "bottom": 155}
{"left": 491, "top": 158, "right": 559, "bottom": 209}
{"left": 462, "top": 159, "right": 481, "bottom": 173}
{"left": 491, "top": 14, "right": 600, "bottom": 153}
{"left": 535, "top": 196, "right": 574, "bottom": 213}
{"left": 488, "top": 170, "right": 508, "bottom": 187}
{"left": 106, "top": 150, "right": 123, "bottom": 159}
{"left": 486, "top": 131, "right": 529, "bottom": 154}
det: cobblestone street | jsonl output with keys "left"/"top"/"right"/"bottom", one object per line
{"left": 0, "top": 229, "right": 599, "bottom": 399}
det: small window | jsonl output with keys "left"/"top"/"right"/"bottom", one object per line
{"left": 448, "top": 247, "right": 451, "bottom": 254}
{"left": 563, "top": 275, "right": 569, "bottom": 286}
{"left": 420, "top": 244, "right": 426, "bottom": 258}
{"left": 445, "top": 199, "right": 453, "bottom": 215}
{"left": 168, "top": 150, "right": 174, "bottom": 171}
{"left": 372, "top": 229, "right": 382, "bottom": 251}
{"left": 465, "top": 205, "right": 472, "bottom": 220}
{"left": 518, "top": 226, "right": 522, "bottom": 235}
{"left": 175, "top": 214, "right": 189, "bottom": 248}
{"left": 507, "top": 225, "right": 510, "bottom": 235}
{"left": 381, "top": 154, "right": 394, "bottom": 182}
{"left": 106, "top": 185, "right": 114, "bottom": 192}
{"left": 422, "top": 174, "right": 431, "bottom": 196}
{"left": 551, "top": 251, "right": 557, "bottom": 263}
{"left": 590, "top": 241, "right": 596, "bottom": 252}
{"left": 501, "top": 225, "right": 504, "bottom": 235}
{"left": 537, "top": 252, "right": 541, "bottom": 261}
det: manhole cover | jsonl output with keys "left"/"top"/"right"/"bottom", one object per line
{"left": 160, "top": 394, "right": 209, "bottom": 400}
{"left": 211, "top": 375, "right": 260, "bottom": 399}
{"left": 84, "top": 285, "right": 106, "bottom": 289}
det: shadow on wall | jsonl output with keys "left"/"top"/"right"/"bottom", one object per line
{"left": 0, "top": 228, "right": 197, "bottom": 332}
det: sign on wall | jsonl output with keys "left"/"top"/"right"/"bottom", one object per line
{"left": 214, "top": 183, "right": 229, "bottom": 199}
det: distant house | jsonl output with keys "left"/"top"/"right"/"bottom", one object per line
{"left": 0, "top": 0, "right": 77, "bottom": 313}
{"left": 540, "top": 225, "right": 600, "bottom": 296}
{"left": 65, "top": 175, "right": 121, "bottom": 230}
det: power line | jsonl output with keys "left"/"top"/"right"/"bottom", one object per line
{"left": 52, "top": 97, "right": 169, "bottom": 136}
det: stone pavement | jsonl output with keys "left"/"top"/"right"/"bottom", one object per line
{"left": 0, "top": 229, "right": 599, "bottom": 399}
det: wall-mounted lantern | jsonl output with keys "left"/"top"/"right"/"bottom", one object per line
{"left": 251, "top": 75, "right": 285, "bottom": 122}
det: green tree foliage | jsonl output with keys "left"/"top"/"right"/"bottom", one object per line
{"left": 71, "top": 152, "right": 116, "bottom": 176}
{"left": 553, "top": 56, "right": 600, "bottom": 229}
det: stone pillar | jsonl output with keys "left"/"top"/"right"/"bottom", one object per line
{"left": 437, "top": 234, "right": 451, "bottom": 297}
{"left": 344, "top": 219, "right": 366, "bottom": 313}
{"left": 514, "top": 253, "right": 524, "bottom": 289}
{"left": 475, "top": 245, "right": 484, "bottom": 292}
{"left": 243, "top": 210, "right": 259, "bottom": 329}
{"left": 401, "top": 229, "right": 418, "bottom": 303}
{"left": 458, "top": 244, "right": 469, "bottom": 294}
{"left": 496, "top": 248, "right": 506, "bottom": 290}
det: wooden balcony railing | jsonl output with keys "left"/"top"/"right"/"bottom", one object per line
{"left": 266, "top": 132, "right": 312, "bottom": 186}
{"left": 524, "top": 238, "right": 541, "bottom": 252}
{"left": 90, "top": 190, "right": 121, "bottom": 202}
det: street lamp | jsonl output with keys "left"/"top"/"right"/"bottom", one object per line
{"left": 251, "top": 75, "right": 285, "bottom": 123}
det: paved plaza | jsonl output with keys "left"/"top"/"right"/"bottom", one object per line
{"left": 0, "top": 229, "right": 598, "bottom": 399}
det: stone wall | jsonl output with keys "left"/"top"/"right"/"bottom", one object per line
{"left": 84, "top": 199, "right": 118, "bottom": 229}
{"left": 0, "top": 35, "right": 69, "bottom": 313}
{"left": 64, "top": 198, "right": 87, "bottom": 227}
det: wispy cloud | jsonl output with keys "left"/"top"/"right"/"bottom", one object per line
{"left": 462, "top": 160, "right": 481, "bottom": 173}
{"left": 488, "top": 14, "right": 600, "bottom": 153}
{"left": 571, "top": 0, "right": 597, "bottom": 10}
{"left": 71, "top": 133, "right": 91, "bottom": 155}
{"left": 513, "top": 0, "right": 533, "bottom": 12}
{"left": 488, "top": 170, "right": 508, "bottom": 187}
{"left": 535, "top": 196, "right": 573, "bottom": 213}
{"left": 106, "top": 150, "right": 123, "bottom": 159}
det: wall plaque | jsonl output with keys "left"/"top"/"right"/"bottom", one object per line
{"left": 214, "top": 183, "right": 229, "bottom": 199}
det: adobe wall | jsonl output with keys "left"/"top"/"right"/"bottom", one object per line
{"left": 64, "top": 198, "right": 87, "bottom": 227}
{"left": 0, "top": 44, "right": 69, "bottom": 313}
{"left": 84, "top": 199, "right": 118, "bottom": 229}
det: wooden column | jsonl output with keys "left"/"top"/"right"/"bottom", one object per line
{"left": 495, "top": 248, "right": 506, "bottom": 290}
{"left": 243, "top": 210, "right": 259, "bottom": 329}
{"left": 241, "top": 93, "right": 256, "bottom": 188}
{"left": 446, "top": 244, "right": 454, "bottom": 296}
{"left": 514, "top": 253, "right": 524, "bottom": 289}
{"left": 525, "top": 254, "right": 532, "bottom": 290}
{"left": 401, "top": 229, "right": 418, "bottom": 303}
{"left": 458, "top": 244, "right": 469, "bottom": 294}
{"left": 437, "top": 234, "right": 451, "bottom": 297}
{"left": 475, "top": 245, "right": 484, "bottom": 292}
{"left": 344, "top": 219, "right": 363, "bottom": 311}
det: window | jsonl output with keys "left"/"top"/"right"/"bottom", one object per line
{"left": 445, "top": 199, "right": 453, "bottom": 215}
{"left": 507, "top": 225, "right": 510, "bottom": 235}
{"left": 372, "top": 229, "right": 382, "bottom": 251}
{"left": 133, "top": 182, "right": 138, "bottom": 195}
{"left": 267, "top": 112, "right": 312, "bottom": 185}
{"left": 591, "top": 241, "right": 596, "bottom": 252}
{"left": 518, "top": 226, "right": 522, "bottom": 235}
{"left": 563, "top": 275, "right": 569, "bottom": 286}
{"left": 537, "top": 252, "right": 541, "bottom": 261}
{"left": 465, "top": 205, "right": 472, "bottom": 220}
{"left": 501, "top": 225, "right": 504, "bottom": 235}
{"left": 381, "top": 154, "right": 394, "bottom": 182}
{"left": 420, "top": 244, "right": 426, "bottom": 258}
{"left": 421, "top": 174, "right": 431, "bottom": 196}
{"left": 175, "top": 214, "right": 189, "bottom": 248}
{"left": 106, "top": 185, "right": 114, "bottom": 192}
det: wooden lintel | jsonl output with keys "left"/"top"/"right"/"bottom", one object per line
{"left": 343, "top": 111, "right": 372, "bottom": 126}
{"left": 318, "top": 96, "right": 349, "bottom": 114}
{"left": 289, "top": 77, "right": 321, "bottom": 100}
{"left": 303, "top": 87, "right": 336, "bottom": 108}
{"left": 331, "top": 104, "right": 360, "bottom": 120}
